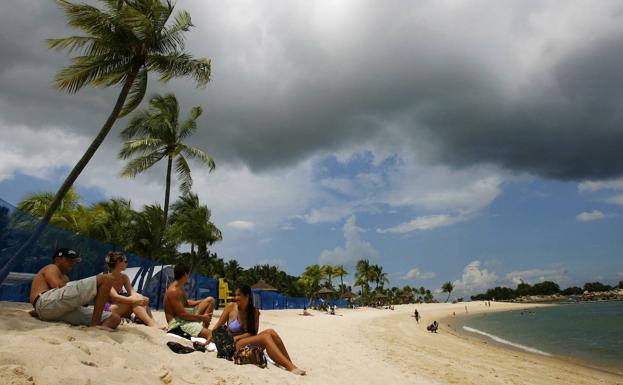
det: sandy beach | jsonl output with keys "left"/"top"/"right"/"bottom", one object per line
{"left": 1, "top": 301, "right": 621, "bottom": 385}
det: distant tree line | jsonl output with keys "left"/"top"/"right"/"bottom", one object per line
{"left": 471, "top": 280, "right": 623, "bottom": 301}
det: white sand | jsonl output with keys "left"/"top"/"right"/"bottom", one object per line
{"left": 0, "top": 301, "right": 621, "bottom": 385}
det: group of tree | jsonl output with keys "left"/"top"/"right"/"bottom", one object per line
{"left": 471, "top": 280, "right": 622, "bottom": 301}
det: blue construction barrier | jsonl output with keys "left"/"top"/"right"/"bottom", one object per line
{"left": 251, "top": 289, "right": 350, "bottom": 310}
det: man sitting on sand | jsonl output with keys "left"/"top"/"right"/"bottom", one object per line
{"left": 164, "top": 264, "right": 215, "bottom": 340}
{"left": 29, "top": 248, "right": 121, "bottom": 331}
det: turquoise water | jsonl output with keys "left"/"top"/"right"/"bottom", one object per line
{"left": 461, "top": 301, "right": 623, "bottom": 373}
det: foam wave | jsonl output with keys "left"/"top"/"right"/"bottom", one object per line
{"left": 463, "top": 326, "right": 551, "bottom": 356}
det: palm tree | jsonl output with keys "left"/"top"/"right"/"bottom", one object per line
{"left": 88, "top": 198, "right": 134, "bottom": 247}
{"left": 370, "top": 264, "right": 390, "bottom": 290}
{"left": 299, "top": 264, "right": 323, "bottom": 306}
{"left": 442, "top": 281, "right": 454, "bottom": 303}
{"left": 321, "top": 264, "right": 335, "bottom": 287}
{"left": 355, "top": 259, "right": 374, "bottom": 304}
{"left": 1, "top": 0, "right": 212, "bottom": 284}
{"left": 119, "top": 93, "right": 215, "bottom": 225}
{"left": 333, "top": 265, "right": 348, "bottom": 295}
{"left": 16, "top": 189, "right": 82, "bottom": 232}
{"left": 168, "top": 193, "right": 221, "bottom": 259}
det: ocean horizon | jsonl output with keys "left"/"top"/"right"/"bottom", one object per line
{"left": 456, "top": 301, "right": 623, "bottom": 374}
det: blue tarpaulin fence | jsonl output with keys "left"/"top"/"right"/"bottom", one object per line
{"left": 0, "top": 198, "right": 217, "bottom": 309}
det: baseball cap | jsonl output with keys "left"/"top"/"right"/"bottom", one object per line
{"left": 53, "top": 248, "right": 82, "bottom": 263}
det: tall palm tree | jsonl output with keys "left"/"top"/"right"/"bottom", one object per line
{"left": 370, "top": 264, "right": 389, "bottom": 290}
{"left": 1, "top": 0, "right": 212, "bottom": 284}
{"left": 442, "top": 281, "right": 454, "bottom": 303}
{"left": 168, "top": 193, "right": 221, "bottom": 258}
{"left": 355, "top": 259, "right": 374, "bottom": 304}
{"left": 119, "top": 93, "right": 215, "bottom": 225}
{"left": 321, "top": 264, "right": 335, "bottom": 287}
{"left": 333, "top": 265, "right": 348, "bottom": 295}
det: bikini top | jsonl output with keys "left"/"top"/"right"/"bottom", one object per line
{"left": 228, "top": 317, "right": 244, "bottom": 334}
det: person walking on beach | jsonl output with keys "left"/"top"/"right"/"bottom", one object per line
{"left": 164, "top": 264, "right": 215, "bottom": 339}
{"left": 211, "top": 285, "right": 306, "bottom": 375}
{"left": 414, "top": 308, "right": 420, "bottom": 323}
{"left": 29, "top": 248, "right": 121, "bottom": 331}
{"left": 103, "top": 251, "right": 163, "bottom": 328}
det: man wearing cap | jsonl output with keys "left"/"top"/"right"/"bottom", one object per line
{"left": 29, "top": 248, "right": 121, "bottom": 330}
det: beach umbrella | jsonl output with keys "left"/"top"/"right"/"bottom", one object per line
{"left": 341, "top": 290, "right": 357, "bottom": 299}
{"left": 251, "top": 279, "right": 278, "bottom": 291}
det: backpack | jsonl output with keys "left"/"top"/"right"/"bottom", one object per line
{"left": 233, "top": 346, "right": 267, "bottom": 368}
{"left": 212, "top": 325, "right": 235, "bottom": 360}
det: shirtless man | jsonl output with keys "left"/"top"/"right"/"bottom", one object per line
{"left": 164, "top": 264, "right": 215, "bottom": 340}
{"left": 30, "top": 248, "right": 121, "bottom": 330}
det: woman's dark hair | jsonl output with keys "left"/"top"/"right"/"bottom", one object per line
{"left": 237, "top": 284, "right": 257, "bottom": 335}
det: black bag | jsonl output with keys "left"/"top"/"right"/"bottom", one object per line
{"left": 212, "top": 325, "right": 235, "bottom": 360}
{"left": 233, "top": 346, "right": 267, "bottom": 368}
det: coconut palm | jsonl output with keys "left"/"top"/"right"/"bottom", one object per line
{"left": 1, "top": 0, "right": 212, "bottom": 284}
{"left": 321, "top": 264, "right": 335, "bottom": 287}
{"left": 333, "top": 265, "right": 348, "bottom": 295}
{"left": 168, "top": 193, "right": 221, "bottom": 259}
{"left": 355, "top": 259, "right": 374, "bottom": 304}
{"left": 87, "top": 198, "right": 134, "bottom": 247}
{"left": 119, "top": 93, "right": 215, "bottom": 225}
{"left": 16, "top": 189, "right": 82, "bottom": 232}
{"left": 299, "top": 264, "right": 323, "bottom": 306}
{"left": 370, "top": 264, "right": 390, "bottom": 290}
{"left": 442, "top": 281, "right": 454, "bottom": 303}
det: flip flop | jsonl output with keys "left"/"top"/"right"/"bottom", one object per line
{"left": 167, "top": 341, "right": 195, "bottom": 354}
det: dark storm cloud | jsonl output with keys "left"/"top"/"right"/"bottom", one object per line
{"left": 3, "top": 0, "right": 623, "bottom": 181}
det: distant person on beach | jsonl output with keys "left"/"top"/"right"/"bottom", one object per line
{"left": 212, "top": 284, "right": 306, "bottom": 376}
{"left": 427, "top": 321, "right": 439, "bottom": 333}
{"left": 29, "top": 248, "right": 120, "bottom": 331}
{"left": 103, "top": 251, "right": 163, "bottom": 329}
{"left": 163, "top": 264, "right": 214, "bottom": 340}
{"left": 299, "top": 306, "right": 313, "bottom": 316}
{"left": 414, "top": 309, "right": 420, "bottom": 323}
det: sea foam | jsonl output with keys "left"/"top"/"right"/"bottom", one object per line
{"left": 463, "top": 326, "right": 552, "bottom": 356}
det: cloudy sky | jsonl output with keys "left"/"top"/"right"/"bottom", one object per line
{"left": 2, "top": 0, "right": 623, "bottom": 297}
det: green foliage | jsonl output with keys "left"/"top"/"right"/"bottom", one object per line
{"left": 441, "top": 281, "right": 454, "bottom": 302}
{"left": 119, "top": 93, "right": 215, "bottom": 223}
{"left": 583, "top": 282, "right": 612, "bottom": 292}
{"left": 561, "top": 286, "right": 583, "bottom": 295}
{"left": 50, "top": 0, "right": 211, "bottom": 115}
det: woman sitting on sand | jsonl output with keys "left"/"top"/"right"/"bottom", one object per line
{"left": 103, "top": 252, "right": 163, "bottom": 329}
{"left": 211, "top": 284, "right": 306, "bottom": 376}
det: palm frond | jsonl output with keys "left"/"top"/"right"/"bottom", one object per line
{"left": 53, "top": 54, "right": 132, "bottom": 92}
{"left": 119, "top": 151, "right": 165, "bottom": 177}
{"left": 148, "top": 53, "right": 211, "bottom": 87}
{"left": 178, "top": 105, "right": 201, "bottom": 140}
{"left": 118, "top": 138, "right": 165, "bottom": 159}
{"left": 180, "top": 144, "right": 215, "bottom": 171}
{"left": 118, "top": 67, "right": 148, "bottom": 117}
{"left": 175, "top": 155, "right": 193, "bottom": 195}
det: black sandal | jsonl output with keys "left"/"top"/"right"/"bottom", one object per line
{"left": 167, "top": 341, "right": 195, "bottom": 354}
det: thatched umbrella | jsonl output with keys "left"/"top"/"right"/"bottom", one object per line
{"left": 341, "top": 290, "right": 357, "bottom": 299}
{"left": 251, "top": 279, "right": 278, "bottom": 291}
{"left": 316, "top": 287, "right": 335, "bottom": 295}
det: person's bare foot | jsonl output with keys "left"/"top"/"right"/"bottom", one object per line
{"left": 92, "top": 325, "right": 116, "bottom": 332}
{"left": 290, "top": 368, "right": 306, "bottom": 376}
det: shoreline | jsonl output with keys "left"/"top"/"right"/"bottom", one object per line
{"left": 440, "top": 302, "right": 623, "bottom": 378}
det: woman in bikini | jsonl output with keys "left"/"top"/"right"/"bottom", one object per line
{"left": 104, "top": 252, "right": 163, "bottom": 329}
{"left": 211, "top": 284, "right": 306, "bottom": 375}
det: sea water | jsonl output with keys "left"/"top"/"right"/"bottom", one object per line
{"left": 460, "top": 301, "right": 623, "bottom": 373}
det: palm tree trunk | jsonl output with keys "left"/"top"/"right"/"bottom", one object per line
{"left": 0, "top": 67, "right": 140, "bottom": 285}
{"left": 340, "top": 275, "right": 344, "bottom": 295}
{"left": 163, "top": 155, "right": 173, "bottom": 226}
